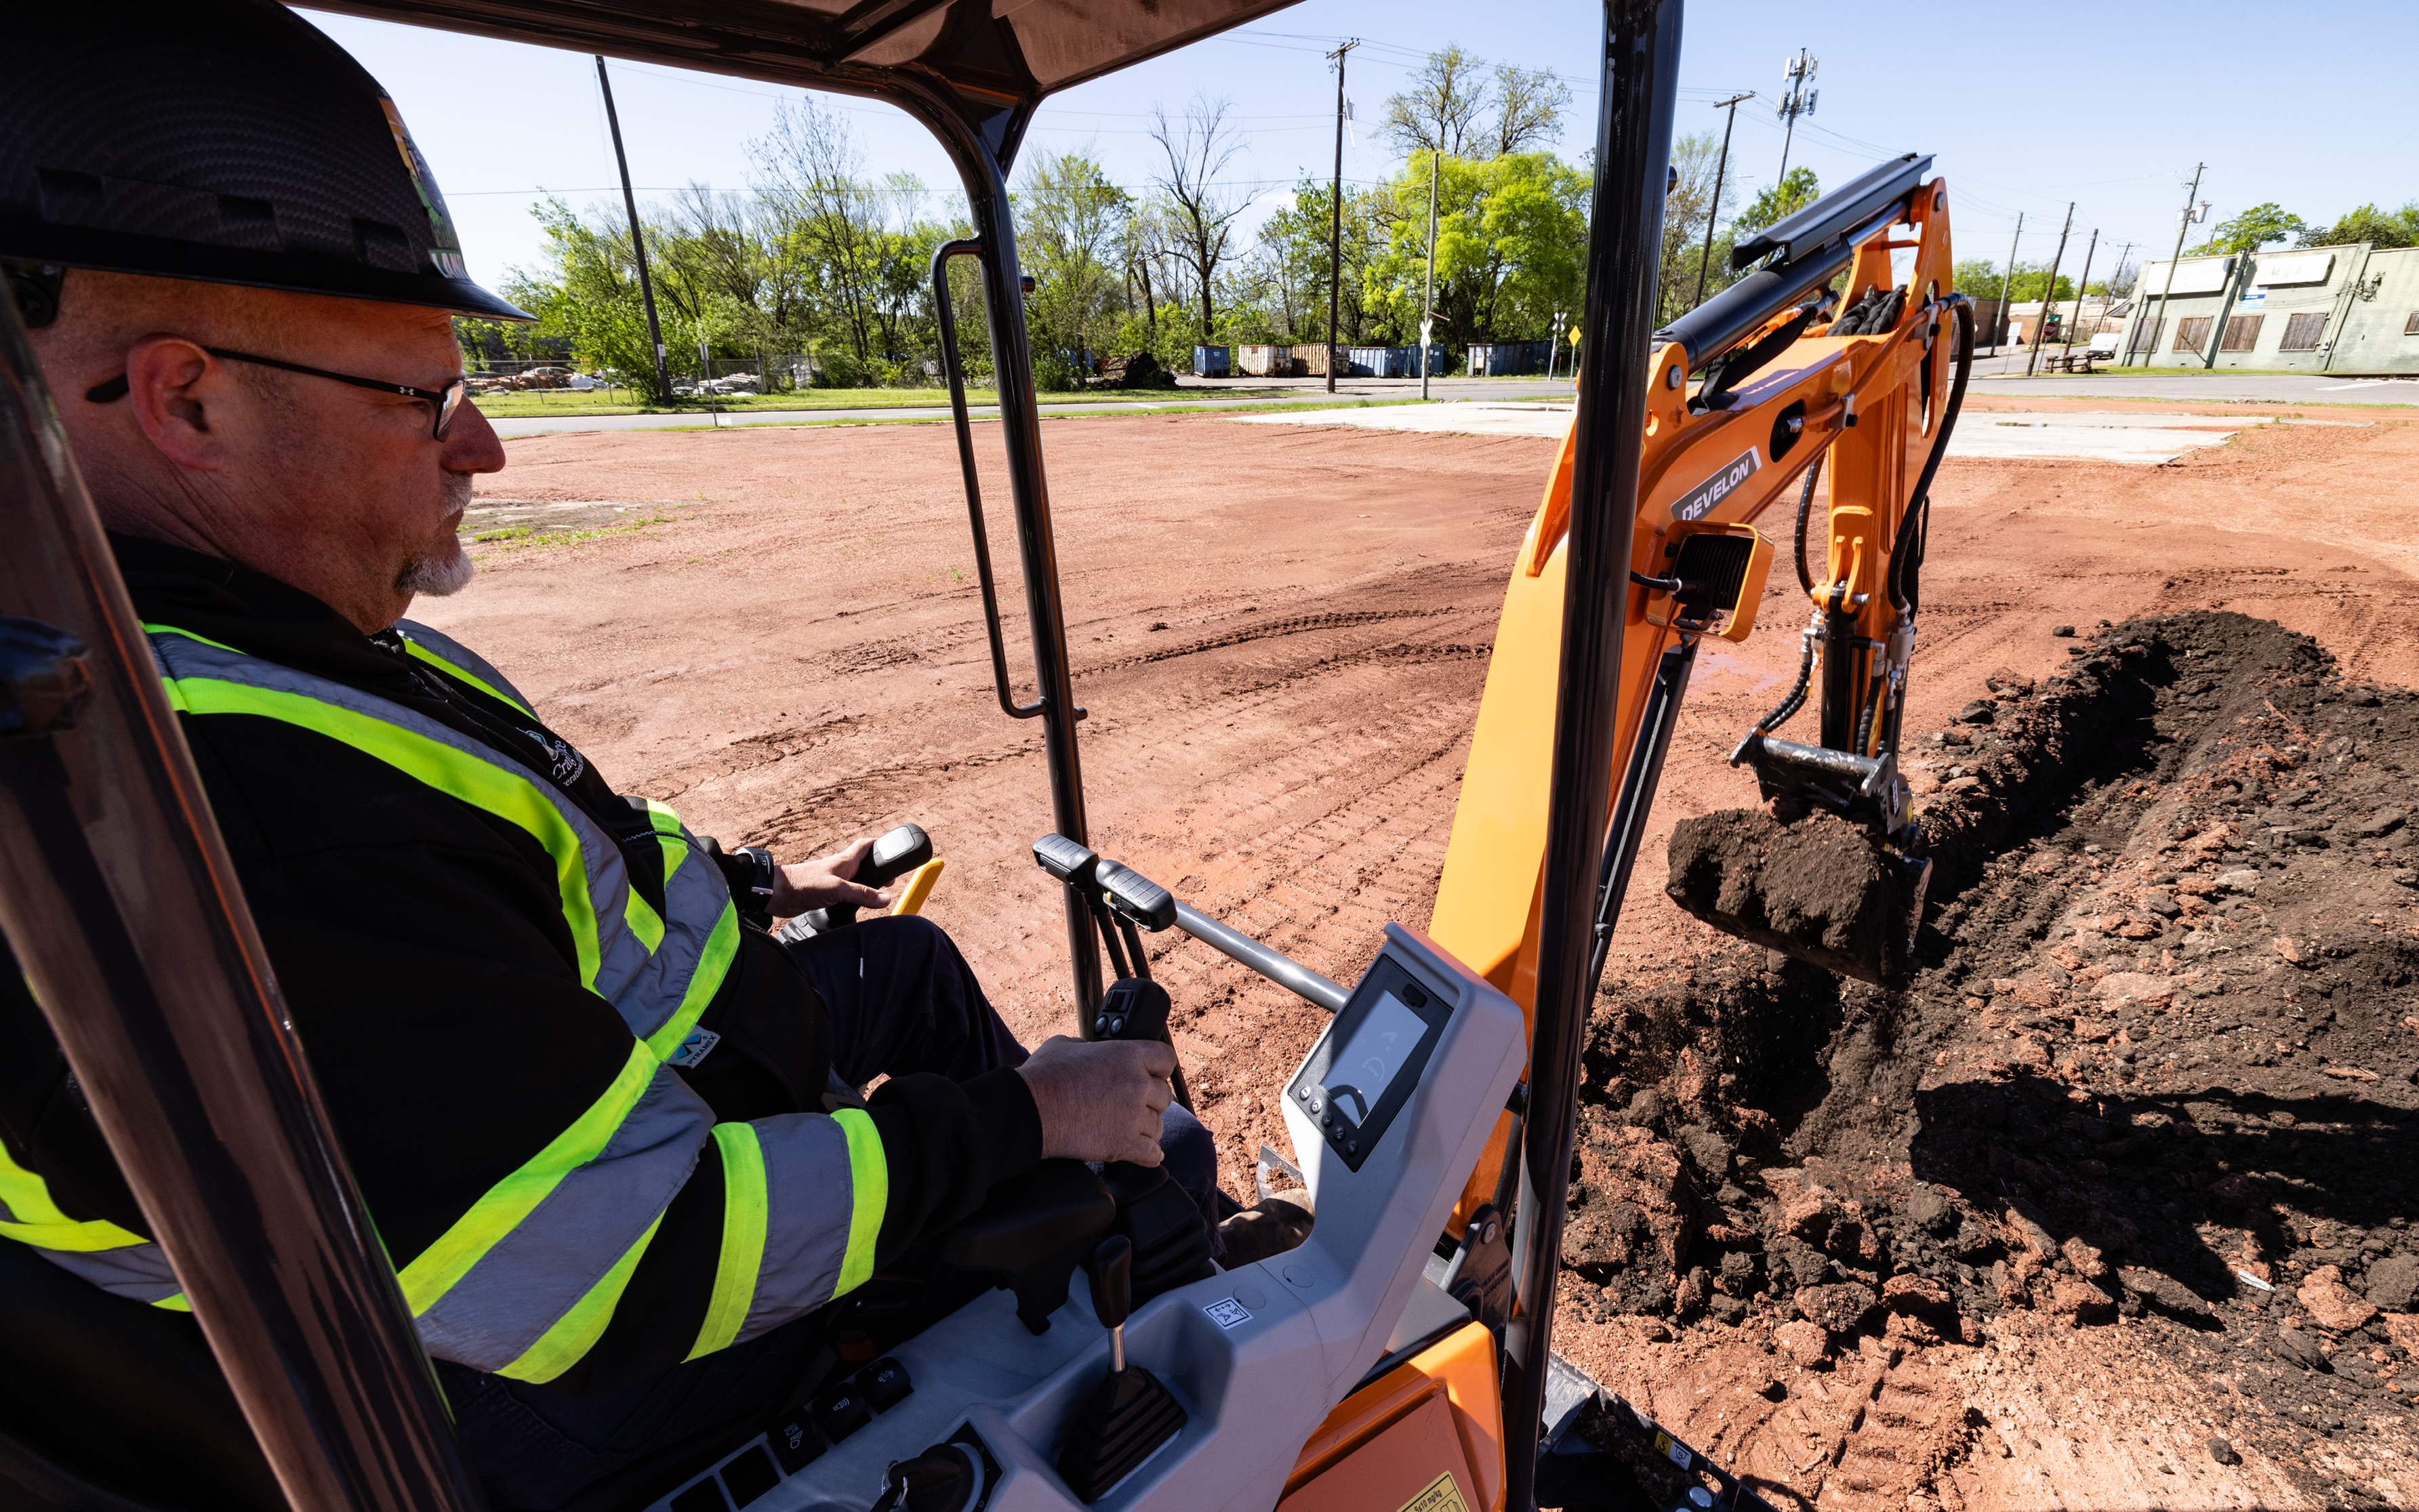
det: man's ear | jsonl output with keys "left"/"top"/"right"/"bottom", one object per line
{"left": 121, "top": 335, "right": 235, "bottom": 472}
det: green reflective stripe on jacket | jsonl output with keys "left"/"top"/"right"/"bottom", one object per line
{"left": 141, "top": 621, "right": 242, "bottom": 655}
{"left": 0, "top": 1140, "right": 149, "bottom": 1252}
{"left": 493, "top": 1211, "right": 665, "bottom": 1385}
{"left": 401, "top": 634, "right": 534, "bottom": 717}
{"left": 833, "top": 1109, "right": 885, "bottom": 1299}
{"left": 688, "top": 1124, "right": 769, "bottom": 1362}
{"left": 642, "top": 904, "right": 739, "bottom": 1065}
{"left": 157, "top": 670, "right": 608, "bottom": 992}
{"left": 395, "top": 1040, "right": 657, "bottom": 1317}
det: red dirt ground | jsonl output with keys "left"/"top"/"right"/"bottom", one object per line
{"left": 421, "top": 403, "right": 2419, "bottom": 1509}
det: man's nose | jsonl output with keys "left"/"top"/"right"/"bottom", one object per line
{"left": 443, "top": 397, "right": 507, "bottom": 476}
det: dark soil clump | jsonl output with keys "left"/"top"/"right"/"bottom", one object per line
{"left": 1666, "top": 808, "right": 1914, "bottom": 987}
{"left": 1570, "top": 611, "right": 2419, "bottom": 1504}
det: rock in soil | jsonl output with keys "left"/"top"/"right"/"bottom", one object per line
{"left": 1573, "top": 611, "right": 2419, "bottom": 1506}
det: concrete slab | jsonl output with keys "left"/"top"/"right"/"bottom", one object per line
{"left": 1225, "top": 404, "right": 2366, "bottom": 465}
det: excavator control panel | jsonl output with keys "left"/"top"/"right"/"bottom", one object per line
{"left": 641, "top": 925, "right": 1525, "bottom": 1512}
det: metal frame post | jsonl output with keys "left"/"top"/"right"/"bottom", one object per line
{"left": 595, "top": 56, "right": 671, "bottom": 405}
{"left": 1500, "top": 1, "right": 1680, "bottom": 1506}
{"left": 919, "top": 113, "right": 1105, "bottom": 1017}
{"left": 0, "top": 270, "right": 485, "bottom": 1511}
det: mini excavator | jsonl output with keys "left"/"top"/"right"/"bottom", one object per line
{"left": 0, "top": 3, "right": 1972, "bottom": 1511}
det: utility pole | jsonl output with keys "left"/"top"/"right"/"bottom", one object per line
{"left": 594, "top": 57, "right": 670, "bottom": 405}
{"left": 1694, "top": 91, "right": 1755, "bottom": 308}
{"left": 1421, "top": 148, "right": 1440, "bottom": 401}
{"left": 1774, "top": 50, "right": 1818, "bottom": 184}
{"left": 2135, "top": 163, "right": 2205, "bottom": 368}
{"left": 1990, "top": 213, "right": 2022, "bottom": 356}
{"left": 2025, "top": 203, "right": 2073, "bottom": 378}
{"left": 2061, "top": 228, "right": 2098, "bottom": 363}
{"left": 1324, "top": 39, "right": 1358, "bottom": 394}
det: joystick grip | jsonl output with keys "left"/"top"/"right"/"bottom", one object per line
{"left": 1086, "top": 1234, "right": 1133, "bottom": 1333}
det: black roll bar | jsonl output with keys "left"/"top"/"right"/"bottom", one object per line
{"left": 908, "top": 104, "right": 1105, "bottom": 1019}
{"left": 1500, "top": 3, "right": 1681, "bottom": 1508}
{"left": 931, "top": 237, "right": 1046, "bottom": 724}
{"left": 0, "top": 282, "right": 486, "bottom": 1507}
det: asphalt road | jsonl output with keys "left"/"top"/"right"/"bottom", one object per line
{"left": 1963, "top": 348, "right": 2419, "bottom": 405}
{"left": 485, "top": 375, "right": 1578, "bottom": 438}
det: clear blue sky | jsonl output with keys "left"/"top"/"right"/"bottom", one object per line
{"left": 302, "top": 1, "right": 2419, "bottom": 295}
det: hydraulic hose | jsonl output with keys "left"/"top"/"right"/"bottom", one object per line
{"left": 1889, "top": 295, "right": 1976, "bottom": 617}
{"left": 1792, "top": 453, "right": 1825, "bottom": 597}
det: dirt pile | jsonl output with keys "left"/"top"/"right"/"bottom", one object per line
{"left": 1565, "top": 610, "right": 2419, "bottom": 1507}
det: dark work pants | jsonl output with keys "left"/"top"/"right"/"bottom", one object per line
{"left": 441, "top": 914, "right": 1219, "bottom": 1509}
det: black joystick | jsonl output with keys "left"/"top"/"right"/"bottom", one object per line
{"left": 1055, "top": 1236, "right": 1187, "bottom": 1502}
{"left": 795, "top": 823, "right": 933, "bottom": 934}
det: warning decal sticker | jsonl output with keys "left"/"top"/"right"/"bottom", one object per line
{"left": 1396, "top": 1471, "right": 1469, "bottom": 1512}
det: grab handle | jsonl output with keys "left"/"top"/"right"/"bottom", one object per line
{"left": 933, "top": 238, "right": 1044, "bottom": 721}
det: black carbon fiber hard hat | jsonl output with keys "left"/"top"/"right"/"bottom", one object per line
{"left": 1, "top": 0, "right": 531, "bottom": 323}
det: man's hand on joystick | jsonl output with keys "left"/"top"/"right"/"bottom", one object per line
{"left": 766, "top": 836, "right": 891, "bottom": 920}
{"left": 1017, "top": 1036, "right": 1175, "bottom": 1166}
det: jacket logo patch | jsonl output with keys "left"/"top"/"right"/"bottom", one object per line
{"left": 668, "top": 1028, "right": 720, "bottom": 1069}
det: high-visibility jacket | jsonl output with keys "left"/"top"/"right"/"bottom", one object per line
{"left": 0, "top": 534, "right": 1040, "bottom": 1394}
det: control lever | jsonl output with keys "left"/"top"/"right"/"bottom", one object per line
{"left": 793, "top": 822, "right": 933, "bottom": 935}
{"left": 1090, "top": 1232, "right": 1133, "bottom": 1370}
{"left": 1092, "top": 977, "right": 1192, "bottom": 1113}
{"left": 1056, "top": 1235, "right": 1187, "bottom": 1502}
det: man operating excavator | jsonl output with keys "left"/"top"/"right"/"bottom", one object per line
{"left": 0, "top": 4, "right": 1250, "bottom": 1507}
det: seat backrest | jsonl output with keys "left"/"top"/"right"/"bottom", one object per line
{"left": 0, "top": 1239, "right": 285, "bottom": 1511}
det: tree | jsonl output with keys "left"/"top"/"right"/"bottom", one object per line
{"left": 1731, "top": 168, "right": 1820, "bottom": 239}
{"left": 1487, "top": 64, "right": 1571, "bottom": 158}
{"left": 750, "top": 96, "right": 893, "bottom": 363}
{"left": 1656, "top": 129, "right": 1738, "bottom": 323}
{"left": 2303, "top": 202, "right": 2419, "bottom": 249}
{"left": 1364, "top": 150, "right": 1587, "bottom": 346}
{"left": 1381, "top": 45, "right": 1490, "bottom": 159}
{"left": 1015, "top": 149, "right": 1131, "bottom": 386}
{"left": 1147, "top": 96, "right": 1249, "bottom": 343}
{"left": 1383, "top": 48, "right": 1574, "bottom": 162}
{"left": 2192, "top": 201, "right": 2304, "bottom": 256}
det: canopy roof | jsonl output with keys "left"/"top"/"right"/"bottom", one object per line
{"left": 309, "top": 0, "right": 1301, "bottom": 176}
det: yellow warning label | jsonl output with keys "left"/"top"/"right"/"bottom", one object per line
{"left": 1397, "top": 1471, "right": 1469, "bottom": 1512}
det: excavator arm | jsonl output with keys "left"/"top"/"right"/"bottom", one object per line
{"left": 1430, "top": 155, "right": 1973, "bottom": 1228}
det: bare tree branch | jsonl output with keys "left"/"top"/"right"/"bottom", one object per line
{"left": 1147, "top": 95, "right": 1248, "bottom": 342}
{"left": 1489, "top": 63, "right": 1570, "bottom": 157}
{"left": 1380, "top": 45, "right": 1489, "bottom": 159}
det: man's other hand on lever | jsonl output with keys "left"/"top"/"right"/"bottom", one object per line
{"left": 1018, "top": 1035, "right": 1177, "bottom": 1167}
{"left": 767, "top": 836, "right": 888, "bottom": 918}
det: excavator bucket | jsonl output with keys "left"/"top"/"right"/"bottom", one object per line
{"left": 1664, "top": 801, "right": 1930, "bottom": 989}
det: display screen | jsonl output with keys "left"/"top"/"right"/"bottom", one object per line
{"left": 1321, "top": 992, "right": 1429, "bottom": 1128}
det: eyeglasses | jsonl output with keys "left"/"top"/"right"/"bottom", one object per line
{"left": 85, "top": 348, "right": 469, "bottom": 441}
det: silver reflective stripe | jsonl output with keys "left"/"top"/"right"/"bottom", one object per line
{"left": 741, "top": 1114, "right": 863, "bottom": 1341}
{"left": 35, "top": 1242, "right": 184, "bottom": 1306}
{"left": 397, "top": 618, "right": 535, "bottom": 714}
{"left": 149, "top": 630, "right": 697, "bottom": 1040}
{"left": 412, "top": 1062, "right": 712, "bottom": 1370}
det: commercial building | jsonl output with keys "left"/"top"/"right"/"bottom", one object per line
{"left": 2117, "top": 243, "right": 2419, "bottom": 373}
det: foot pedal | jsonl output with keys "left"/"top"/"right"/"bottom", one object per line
{"left": 1729, "top": 731, "right": 1913, "bottom": 842}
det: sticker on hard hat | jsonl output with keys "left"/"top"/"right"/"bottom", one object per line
{"left": 376, "top": 89, "right": 466, "bottom": 262}
{"left": 1396, "top": 1471, "right": 1468, "bottom": 1512}
{"left": 1673, "top": 447, "right": 1763, "bottom": 522}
